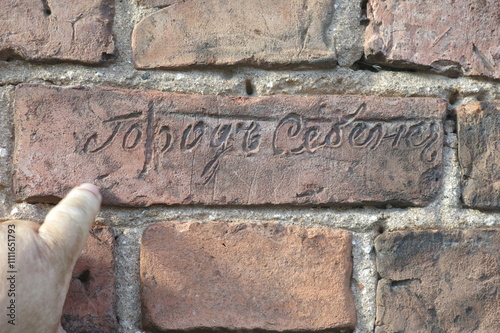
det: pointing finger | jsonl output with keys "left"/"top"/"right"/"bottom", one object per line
{"left": 39, "top": 184, "right": 101, "bottom": 265}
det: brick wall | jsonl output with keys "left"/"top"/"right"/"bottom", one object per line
{"left": 0, "top": 1, "right": 499, "bottom": 332}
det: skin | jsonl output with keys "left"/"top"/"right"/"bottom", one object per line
{"left": 0, "top": 184, "right": 101, "bottom": 333}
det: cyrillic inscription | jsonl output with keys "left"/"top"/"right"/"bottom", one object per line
{"left": 14, "top": 85, "right": 446, "bottom": 206}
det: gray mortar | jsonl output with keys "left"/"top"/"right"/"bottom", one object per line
{"left": 114, "top": 227, "right": 145, "bottom": 332}
{"left": 0, "top": 86, "right": 14, "bottom": 220}
{"left": 0, "top": 0, "right": 499, "bottom": 332}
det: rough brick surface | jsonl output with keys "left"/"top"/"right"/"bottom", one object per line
{"left": 132, "top": 0, "right": 337, "bottom": 69}
{"left": 0, "top": 0, "right": 114, "bottom": 64}
{"left": 14, "top": 84, "right": 446, "bottom": 207}
{"left": 458, "top": 101, "right": 500, "bottom": 209}
{"left": 62, "top": 227, "right": 118, "bottom": 333}
{"left": 365, "top": 0, "right": 500, "bottom": 79}
{"left": 375, "top": 229, "right": 500, "bottom": 333}
{"left": 140, "top": 222, "right": 355, "bottom": 331}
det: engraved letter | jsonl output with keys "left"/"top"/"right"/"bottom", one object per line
{"left": 273, "top": 114, "right": 305, "bottom": 155}
{"left": 348, "top": 123, "right": 383, "bottom": 149}
{"left": 404, "top": 122, "right": 433, "bottom": 147}
{"left": 157, "top": 125, "right": 173, "bottom": 153}
{"left": 201, "top": 123, "right": 234, "bottom": 184}
{"left": 238, "top": 121, "right": 261, "bottom": 155}
{"left": 180, "top": 121, "right": 205, "bottom": 150}
{"left": 304, "top": 126, "right": 323, "bottom": 153}
{"left": 83, "top": 123, "right": 121, "bottom": 153}
{"left": 322, "top": 122, "right": 344, "bottom": 148}
{"left": 382, "top": 124, "right": 407, "bottom": 148}
{"left": 316, "top": 102, "right": 366, "bottom": 150}
{"left": 122, "top": 123, "right": 142, "bottom": 150}
{"left": 346, "top": 102, "right": 366, "bottom": 124}
{"left": 210, "top": 124, "right": 232, "bottom": 148}
{"left": 420, "top": 122, "right": 440, "bottom": 163}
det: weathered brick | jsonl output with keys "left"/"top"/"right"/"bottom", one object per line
{"left": 365, "top": 0, "right": 500, "bottom": 79}
{"left": 14, "top": 84, "right": 446, "bottom": 207}
{"left": 132, "top": 0, "right": 337, "bottom": 69}
{"left": 62, "top": 227, "right": 118, "bottom": 333}
{"left": 375, "top": 229, "right": 500, "bottom": 333}
{"left": 140, "top": 222, "right": 356, "bottom": 331}
{"left": 458, "top": 101, "right": 500, "bottom": 209}
{"left": 0, "top": 0, "right": 114, "bottom": 64}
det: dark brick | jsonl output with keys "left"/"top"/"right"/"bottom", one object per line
{"left": 140, "top": 222, "right": 356, "bottom": 331}
{"left": 14, "top": 84, "right": 446, "bottom": 207}
{"left": 62, "top": 227, "right": 118, "bottom": 333}
{"left": 132, "top": 0, "right": 337, "bottom": 69}
{"left": 0, "top": 0, "right": 114, "bottom": 64}
{"left": 365, "top": 0, "right": 500, "bottom": 79}
{"left": 458, "top": 101, "right": 500, "bottom": 209}
{"left": 375, "top": 229, "right": 500, "bottom": 333}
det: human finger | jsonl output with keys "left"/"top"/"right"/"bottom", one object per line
{"left": 39, "top": 184, "right": 101, "bottom": 264}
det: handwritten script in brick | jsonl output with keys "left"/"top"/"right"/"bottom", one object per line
{"left": 14, "top": 84, "right": 446, "bottom": 207}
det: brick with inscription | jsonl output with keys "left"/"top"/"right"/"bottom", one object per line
{"left": 14, "top": 84, "right": 446, "bottom": 207}
{"left": 132, "top": 0, "right": 337, "bottom": 69}
{"left": 458, "top": 101, "right": 500, "bottom": 209}
{"left": 141, "top": 222, "right": 356, "bottom": 331}
{"left": 0, "top": 0, "right": 114, "bottom": 63}
{"left": 365, "top": 0, "right": 500, "bottom": 79}
{"left": 62, "top": 227, "right": 118, "bottom": 333}
{"left": 375, "top": 229, "right": 500, "bottom": 333}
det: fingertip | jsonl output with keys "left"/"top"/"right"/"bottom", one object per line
{"left": 40, "top": 184, "right": 102, "bottom": 256}
{"left": 77, "top": 183, "right": 101, "bottom": 201}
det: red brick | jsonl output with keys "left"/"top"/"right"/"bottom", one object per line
{"left": 457, "top": 101, "right": 500, "bottom": 209}
{"left": 375, "top": 229, "right": 500, "bottom": 333}
{"left": 14, "top": 84, "right": 446, "bottom": 207}
{"left": 132, "top": 0, "right": 337, "bottom": 69}
{"left": 365, "top": 0, "right": 500, "bottom": 79}
{"left": 62, "top": 227, "right": 117, "bottom": 333}
{"left": 140, "top": 222, "right": 356, "bottom": 331}
{"left": 15, "top": 85, "right": 446, "bottom": 206}
{"left": 0, "top": 0, "right": 114, "bottom": 64}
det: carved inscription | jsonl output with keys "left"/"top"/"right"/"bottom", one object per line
{"left": 14, "top": 85, "right": 447, "bottom": 206}
{"left": 271, "top": 104, "right": 440, "bottom": 163}
{"left": 80, "top": 103, "right": 440, "bottom": 185}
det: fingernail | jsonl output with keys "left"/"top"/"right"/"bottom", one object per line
{"left": 78, "top": 183, "right": 101, "bottom": 199}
